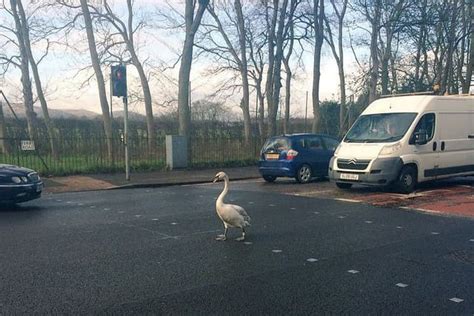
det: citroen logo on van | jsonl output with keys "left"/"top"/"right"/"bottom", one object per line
{"left": 348, "top": 158, "right": 358, "bottom": 165}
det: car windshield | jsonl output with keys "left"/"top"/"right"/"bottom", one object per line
{"left": 262, "top": 137, "right": 291, "bottom": 152}
{"left": 344, "top": 113, "right": 417, "bottom": 143}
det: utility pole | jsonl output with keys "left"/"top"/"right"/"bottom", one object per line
{"left": 123, "top": 96, "right": 129, "bottom": 181}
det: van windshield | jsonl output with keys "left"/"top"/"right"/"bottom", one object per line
{"left": 344, "top": 113, "right": 417, "bottom": 143}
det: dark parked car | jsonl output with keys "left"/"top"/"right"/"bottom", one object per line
{"left": 0, "top": 164, "right": 43, "bottom": 204}
{"left": 258, "top": 133, "right": 339, "bottom": 183}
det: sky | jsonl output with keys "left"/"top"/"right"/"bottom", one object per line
{"left": 0, "top": 0, "right": 364, "bottom": 119}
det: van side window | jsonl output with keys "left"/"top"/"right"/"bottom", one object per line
{"left": 410, "top": 113, "right": 435, "bottom": 144}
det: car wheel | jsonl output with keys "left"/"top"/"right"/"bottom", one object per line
{"left": 263, "top": 175, "right": 276, "bottom": 183}
{"left": 296, "top": 164, "right": 312, "bottom": 183}
{"left": 395, "top": 165, "right": 417, "bottom": 194}
{"left": 336, "top": 182, "right": 353, "bottom": 189}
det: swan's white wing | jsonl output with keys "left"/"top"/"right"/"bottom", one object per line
{"left": 218, "top": 203, "right": 251, "bottom": 227}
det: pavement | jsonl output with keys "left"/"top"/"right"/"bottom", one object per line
{"left": 42, "top": 166, "right": 261, "bottom": 193}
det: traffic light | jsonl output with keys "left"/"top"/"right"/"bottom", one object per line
{"left": 111, "top": 65, "right": 127, "bottom": 97}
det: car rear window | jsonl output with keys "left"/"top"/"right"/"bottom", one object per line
{"left": 262, "top": 137, "right": 291, "bottom": 152}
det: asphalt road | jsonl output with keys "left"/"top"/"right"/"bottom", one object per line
{"left": 0, "top": 182, "right": 473, "bottom": 314}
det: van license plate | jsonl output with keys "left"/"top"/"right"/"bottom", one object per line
{"left": 340, "top": 173, "right": 359, "bottom": 180}
{"left": 265, "top": 153, "right": 279, "bottom": 160}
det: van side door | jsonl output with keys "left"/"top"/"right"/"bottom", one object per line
{"left": 436, "top": 111, "right": 474, "bottom": 178}
{"left": 409, "top": 113, "right": 439, "bottom": 181}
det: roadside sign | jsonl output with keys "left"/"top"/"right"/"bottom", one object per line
{"left": 21, "top": 140, "right": 35, "bottom": 151}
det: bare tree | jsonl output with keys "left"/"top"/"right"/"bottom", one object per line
{"left": 178, "top": 0, "right": 209, "bottom": 140}
{"left": 324, "top": 0, "right": 348, "bottom": 136}
{"left": 8, "top": 0, "right": 37, "bottom": 141}
{"left": 204, "top": 0, "right": 252, "bottom": 142}
{"left": 15, "top": 0, "right": 58, "bottom": 159}
{"left": 79, "top": 0, "right": 113, "bottom": 159}
{"left": 311, "top": 0, "right": 324, "bottom": 133}
{"left": 89, "top": 0, "right": 156, "bottom": 150}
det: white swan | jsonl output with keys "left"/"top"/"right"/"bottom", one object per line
{"left": 212, "top": 171, "right": 251, "bottom": 241}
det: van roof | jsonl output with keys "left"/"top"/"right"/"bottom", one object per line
{"left": 362, "top": 95, "right": 474, "bottom": 115}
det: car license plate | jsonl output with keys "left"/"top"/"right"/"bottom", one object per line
{"left": 340, "top": 173, "right": 359, "bottom": 180}
{"left": 265, "top": 153, "right": 279, "bottom": 160}
{"left": 36, "top": 183, "right": 43, "bottom": 192}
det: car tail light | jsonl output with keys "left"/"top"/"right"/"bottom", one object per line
{"left": 286, "top": 149, "right": 298, "bottom": 160}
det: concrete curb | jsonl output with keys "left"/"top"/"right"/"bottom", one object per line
{"left": 107, "top": 176, "right": 261, "bottom": 191}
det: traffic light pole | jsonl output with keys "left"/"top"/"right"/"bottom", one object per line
{"left": 123, "top": 96, "right": 130, "bottom": 181}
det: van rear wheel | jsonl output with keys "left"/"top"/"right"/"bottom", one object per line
{"left": 395, "top": 165, "right": 417, "bottom": 194}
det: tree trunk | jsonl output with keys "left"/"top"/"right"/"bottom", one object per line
{"left": 178, "top": 0, "right": 208, "bottom": 140}
{"left": 312, "top": 0, "right": 324, "bottom": 133}
{"left": 10, "top": 0, "right": 37, "bottom": 141}
{"left": 16, "top": 0, "right": 58, "bottom": 160}
{"left": 80, "top": 0, "right": 113, "bottom": 160}
{"left": 0, "top": 101, "right": 7, "bottom": 154}
{"left": 368, "top": 0, "right": 381, "bottom": 103}
{"left": 265, "top": 0, "right": 278, "bottom": 136}
{"left": 125, "top": 0, "right": 156, "bottom": 151}
{"left": 235, "top": 0, "right": 251, "bottom": 143}
{"left": 441, "top": 0, "right": 458, "bottom": 94}
{"left": 462, "top": 0, "right": 473, "bottom": 94}
{"left": 268, "top": 0, "right": 289, "bottom": 136}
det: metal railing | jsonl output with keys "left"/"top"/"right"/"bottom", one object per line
{"left": 0, "top": 135, "right": 262, "bottom": 176}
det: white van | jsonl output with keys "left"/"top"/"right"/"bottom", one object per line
{"left": 328, "top": 95, "right": 474, "bottom": 193}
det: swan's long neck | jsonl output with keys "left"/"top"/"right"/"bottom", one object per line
{"left": 216, "top": 176, "right": 229, "bottom": 207}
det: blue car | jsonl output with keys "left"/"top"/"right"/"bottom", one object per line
{"left": 258, "top": 134, "right": 339, "bottom": 183}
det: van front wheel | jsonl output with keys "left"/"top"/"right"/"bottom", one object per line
{"left": 396, "top": 166, "right": 417, "bottom": 194}
{"left": 336, "top": 182, "right": 353, "bottom": 189}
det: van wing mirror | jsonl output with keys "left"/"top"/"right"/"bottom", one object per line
{"left": 414, "top": 130, "right": 428, "bottom": 145}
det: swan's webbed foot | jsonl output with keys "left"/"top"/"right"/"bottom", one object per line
{"left": 216, "top": 234, "right": 227, "bottom": 241}
{"left": 235, "top": 228, "right": 246, "bottom": 241}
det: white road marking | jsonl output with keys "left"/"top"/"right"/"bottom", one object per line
{"left": 365, "top": 221, "right": 373, "bottom": 224}
{"left": 449, "top": 297, "right": 464, "bottom": 303}
{"left": 396, "top": 226, "right": 403, "bottom": 229}
{"left": 248, "top": 202, "right": 254, "bottom": 204}
{"left": 338, "top": 216, "right": 346, "bottom": 219}
{"left": 469, "top": 239, "right": 474, "bottom": 242}
{"left": 104, "top": 208, "right": 111, "bottom": 211}
{"left": 395, "top": 283, "right": 408, "bottom": 288}
{"left": 347, "top": 270, "right": 359, "bottom": 274}
{"left": 135, "top": 215, "right": 142, "bottom": 218}
{"left": 291, "top": 207, "right": 296, "bottom": 210}
{"left": 272, "top": 249, "right": 282, "bottom": 253}
{"left": 78, "top": 203, "right": 84, "bottom": 206}
{"left": 152, "top": 218, "right": 159, "bottom": 221}
{"left": 66, "top": 201, "right": 73, "bottom": 204}
{"left": 269, "top": 204, "right": 276, "bottom": 207}
{"left": 171, "top": 222, "right": 178, "bottom": 225}
{"left": 306, "top": 258, "right": 318, "bottom": 262}
{"left": 314, "top": 211, "right": 320, "bottom": 214}
{"left": 90, "top": 206, "right": 96, "bottom": 208}
{"left": 431, "top": 232, "right": 440, "bottom": 235}
{"left": 335, "top": 198, "right": 361, "bottom": 203}
{"left": 244, "top": 242, "right": 253, "bottom": 245}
